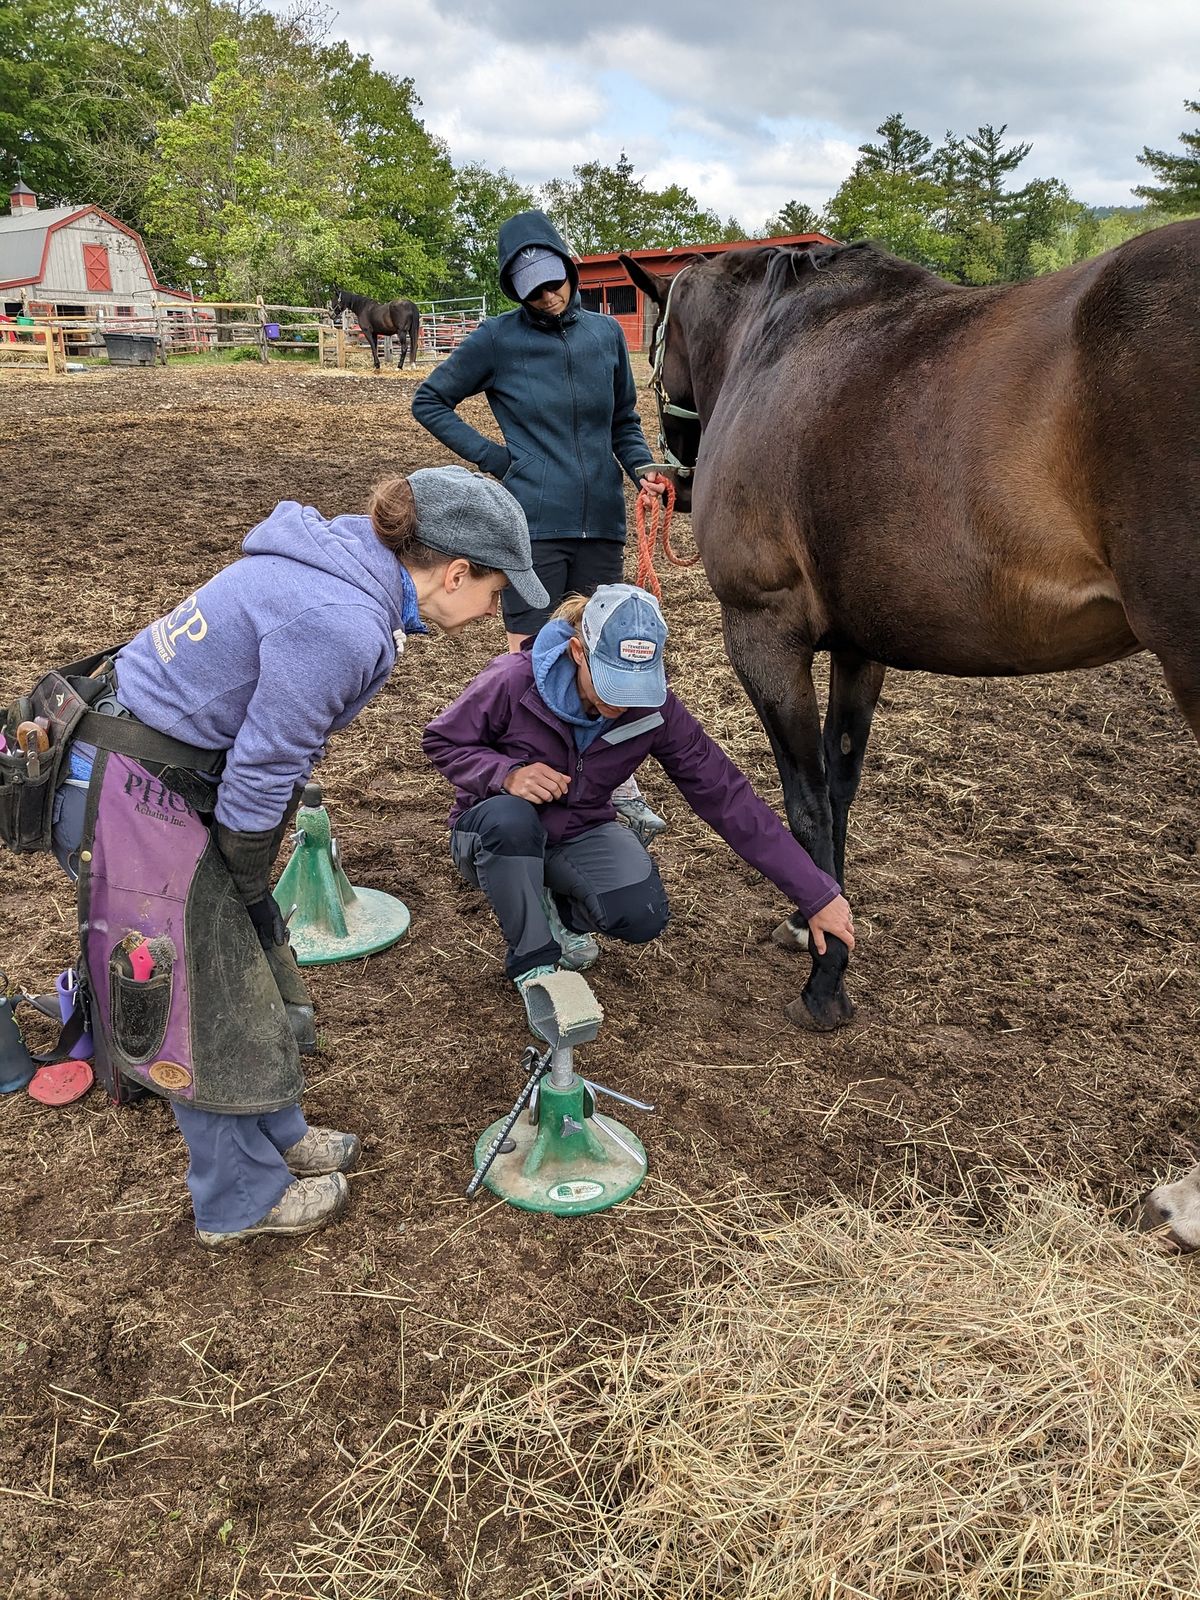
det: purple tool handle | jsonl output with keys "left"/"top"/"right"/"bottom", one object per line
{"left": 56, "top": 968, "right": 94, "bottom": 1059}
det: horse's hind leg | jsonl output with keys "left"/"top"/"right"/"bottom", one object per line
{"left": 823, "top": 652, "right": 886, "bottom": 884}
{"left": 723, "top": 609, "right": 853, "bottom": 1032}
{"left": 1160, "top": 660, "right": 1200, "bottom": 744}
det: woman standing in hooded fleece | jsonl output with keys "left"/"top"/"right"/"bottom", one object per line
{"left": 412, "top": 208, "right": 671, "bottom": 844}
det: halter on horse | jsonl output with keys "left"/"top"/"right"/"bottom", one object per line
{"left": 646, "top": 265, "right": 701, "bottom": 503}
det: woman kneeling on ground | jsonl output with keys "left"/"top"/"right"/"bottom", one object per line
{"left": 421, "top": 584, "right": 855, "bottom": 1019}
{"left": 30, "top": 466, "right": 546, "bottom": 1246}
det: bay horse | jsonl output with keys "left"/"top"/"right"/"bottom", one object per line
{"left": 330, "top": 289, "right": 421, "bottom": 371}
{"left": 621, "top": 221, "right": 1199, "bottom": 1032}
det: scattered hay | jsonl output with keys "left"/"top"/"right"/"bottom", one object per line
{"left": 273, "top": 1176, "right": 1200, "bottom": 1600}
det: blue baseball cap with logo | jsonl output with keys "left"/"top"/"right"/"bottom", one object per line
{"left": 581, "top": 584, "right": 669, "bottom": 709}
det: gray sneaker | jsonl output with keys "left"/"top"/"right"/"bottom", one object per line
{"left": 196, "top": 1172, "right": 349, "bottom": 1247}
{"left": 282, "top": 1126, "right": 361, "bottom": 1176}
{"left": 614, "top": 794, "right": 667, "bottom": 846}
{"left": 540, "top": 892, "right": 598, "bottom": 971}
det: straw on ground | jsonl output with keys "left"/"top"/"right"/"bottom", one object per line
{"left": 270, "top": 1173, "right": 1200, "bottom": 1600}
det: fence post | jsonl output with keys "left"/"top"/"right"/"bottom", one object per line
{"left": 336, "top": 325, "right": 346, "bottom": 369}
{"left": 256, "top": 295, "right": 268, "bottom": 362}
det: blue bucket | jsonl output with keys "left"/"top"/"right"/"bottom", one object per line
{"left": 264, "top": 322, "right": 281, "bottom": 340}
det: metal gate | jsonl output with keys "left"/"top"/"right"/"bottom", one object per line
{"left": 420, "top": 296, "right": 487, "bottom": 356}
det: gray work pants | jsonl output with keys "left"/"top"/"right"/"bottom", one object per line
{"left": 451, "top": 795, "right": 670, "bottom": 979}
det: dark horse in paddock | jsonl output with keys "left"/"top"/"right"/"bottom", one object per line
{"left": 621, "top": 221, "right": 1199, "bottom": 1031}
{"left": 330, "top": 288, "right": 421, "bottom": 370}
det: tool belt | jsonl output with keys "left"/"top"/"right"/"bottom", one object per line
{"left": 0, "top": 646, "right": 219, "bottom": 854}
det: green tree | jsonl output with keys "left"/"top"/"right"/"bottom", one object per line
{"left": 823, "top": 168, "right": 950, "bottom": 270}
{"left": 767, "top": 199, "right": 823, "bottom": 236}
{"left": 1028, "top": 205, "right": 1193, "bottom": 275}
{"left": 1002, "top": 176, "right": 1080, "bottom": 279}
{"left": 72, "top": 0, "right": 341, "bottom": 266}
{"left": 934, "top": 124, "right": 1033, "bottom": 283}
{"left": 541, "top": 151, "right": 722, "bottom": 255}
{"left": 857, "top": 113, "right": 934, "bottom": 179}
{"left": 144, "top": 39, "right": 367, "bottom": 301}
{"left": 443, "top": 162, "right": 535, "bottom": 303}
{"left": 1134, "top": 96, "right": 1200, "bottom": 213}
{"left": 322, "top": 47, "right": 455, "bottom": 299}
{"left": 0, "top": 0, "right": 140, "bottom": 204}
{"left": 961, "top": 123, "right": 1032, "bottom": 225}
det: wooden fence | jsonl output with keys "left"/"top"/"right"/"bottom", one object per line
{"left": 0, "top": 291, "right": 490, "bottom": 376}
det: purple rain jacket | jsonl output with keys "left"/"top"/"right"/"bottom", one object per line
{"left": 421, "top": 650, "right": 842, "bottom": 919}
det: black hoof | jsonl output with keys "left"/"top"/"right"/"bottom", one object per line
{"left": 787, "top": 986, "right": 855, "bottom": 1032}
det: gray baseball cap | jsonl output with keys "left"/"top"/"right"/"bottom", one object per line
{"left": 510, "top": 246, "right": 569, "bottom": 302}
{"left": 581, "top": 583, "right": 669, "bottom": 708}
{"left": 407, "top": 466, "right": 548, "bottom": 609}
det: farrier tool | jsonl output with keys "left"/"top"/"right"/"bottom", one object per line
{"left": 15, "top": 720, "right": 49, "bottom": 779}
{"left": 468, "top": 970, "right": 653, "bottom": 1216}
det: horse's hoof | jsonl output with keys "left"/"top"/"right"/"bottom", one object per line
{"left": 787, "top": 990, "right": 855, "bottom": 1032}
{"left": 772, "top": 916, "right": 810, "bottom": 952}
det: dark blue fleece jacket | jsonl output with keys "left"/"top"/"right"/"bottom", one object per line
{"left": 411, "top": 210, "right": 653, "bottom": 542}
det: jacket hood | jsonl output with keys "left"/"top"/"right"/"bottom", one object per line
{"left": 531, "top": 618, "right": 608, "bottom": 749}
{"left": 498, "top": 210, "right": 579, "bottom": 303}
{"left": 242, "top": 502, "right": 409, "bottom": 633}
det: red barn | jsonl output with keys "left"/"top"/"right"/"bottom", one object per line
{"left": 573, "top": 232, "right": 836, "bottom": 350}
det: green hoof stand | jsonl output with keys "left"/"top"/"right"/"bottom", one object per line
{"left": 470, "top": 970, "right": 649, "bottom": 1216}
{"left": 274, "top": 786, "right": 410, "bottom": 966}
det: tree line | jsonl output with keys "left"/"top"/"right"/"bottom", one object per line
{"left": 767, "top": 108, "right": 1199, "bottom": 282}
{"left": 1, "top": 0, "right": 1196, "bottom": 306}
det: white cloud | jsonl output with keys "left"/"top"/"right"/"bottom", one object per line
{"left": 316, "top": 0, "right": 1200, "bottom": 222}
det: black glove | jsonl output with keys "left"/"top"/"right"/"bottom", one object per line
{"left": 214, "top": 822, "right": 276, "bottom": 904}
{"left": 246, "top": 892, "right": 287, "bottom": 951}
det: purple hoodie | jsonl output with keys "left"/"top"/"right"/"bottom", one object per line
{"left": 422, "top": 650, "right": 841, "bottom": 918}
{"left": 115, "top": 502, "right": 418, "bottom": 832}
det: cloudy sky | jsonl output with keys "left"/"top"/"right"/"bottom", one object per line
{"left": 322, "top": 0, "right": 1198, "bottom": 228}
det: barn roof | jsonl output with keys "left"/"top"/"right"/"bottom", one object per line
{"left": 0, "top": 204, "right": 87, "bottom": 284}
{"left": 0, "top": 203, "right": 192, "bottom": 300}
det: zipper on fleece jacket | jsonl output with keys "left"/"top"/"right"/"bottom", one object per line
{"left": 560, "top": 326, "right": 591, "bottom": 536}
{"left": 519, "top": 685, "right": 611, "bottom": 790}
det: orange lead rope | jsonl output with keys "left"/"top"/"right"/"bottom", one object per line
{"left": 634, "top": 479, "right": 699, "bottom": 599}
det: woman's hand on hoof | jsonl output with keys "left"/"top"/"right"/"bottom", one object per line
{"left": 807, "top": 895, "right": 855, "bottom": 955}
{"left": 504, "top": 763, "right": 572, "bottom": 804}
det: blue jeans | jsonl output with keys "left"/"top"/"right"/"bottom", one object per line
{"left": 172, "top": 1102, "right": 308, "bottom": 1233}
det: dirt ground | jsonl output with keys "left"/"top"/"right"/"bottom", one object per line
{"left": 0, "top": 364, "right": 1196, "bottom": 1598}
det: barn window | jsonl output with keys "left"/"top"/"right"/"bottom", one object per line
{"left": 83, "top": 243, "right": 112, "bottom": 293}
{"left": 578, "top": 287, "right": 602, "bottom": 311}
{"left": 604, "top": 285, "right": 636, "bottom": 316}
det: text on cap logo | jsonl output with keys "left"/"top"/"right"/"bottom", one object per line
{"left": 619, "top": 638, "right": 657, "bottom": 662}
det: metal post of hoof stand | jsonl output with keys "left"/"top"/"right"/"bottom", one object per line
{"left": 273, "top": 785, "right": 411, "bottom": 966}
{"left": 469, "top": 970, "right": 653, "bottom": 1216}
